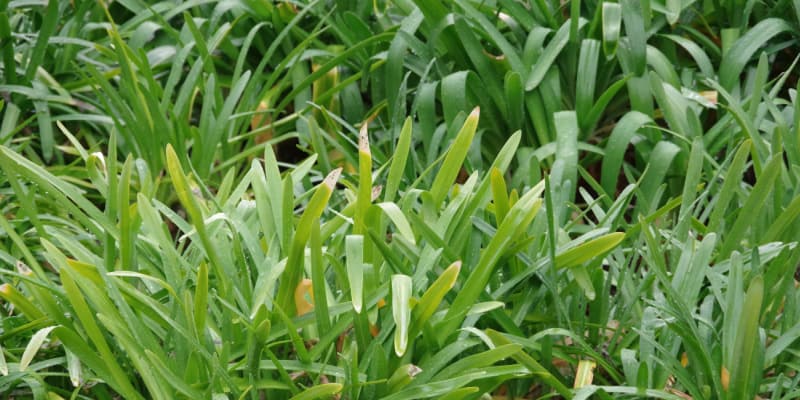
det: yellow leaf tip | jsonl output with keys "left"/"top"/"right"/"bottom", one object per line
{"left": 469, "top": 106, "right": 480, "bottom": 119}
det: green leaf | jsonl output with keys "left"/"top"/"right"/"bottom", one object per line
{"left": 193, "top": 262, "right": 208, "bottom": 339}
{"left": 576, "top": 40, "right": 601, "bottom": 132}
{"left": 392, "top": 274, "right": 412, "bottom": 356}
{"left": 673, "top": 137, "right": 705, "bottom": 242}
{"left": 438, "top": 387, "right": 480, "bottom": 400}
{"left": 276, "top": 167, "right": 342, "bottom": 315}
{"left": 289, "top": 383, "right": 343, "bottom": 400}
{"left": 574, "top": 385, "right": 685, "bottom": 399}
{"left": 430, "top": 107, "right": 480, "bottom": 207}
{"left": 0, "top": 283, "right": 45, "bottom": 320}
{"left": 410, "top": 261, "right": 460, "bottom": 339}
{"left": 620, "top": 0, "right": 647, "bottom": 75}
{"left": 705, "top": 79, "right": 768, "bottom": 172}
{"left": 387, "top": 364, "right": 422, "bottom": 393}
{"left": 355, "top": 124, "right": 373, "bottom": 235}
{"left": 661, "top": 34, "right": 715, "bottom": 78}
{"left": 571, "top": 266, "right": 597, "bottom": 300}
{"left": 762, "top": 194, "right": 800, "bottom": 243}
{"left": 708, "top": 140, "right": 752, "bottom": 232}
{"left": 504, "top": 72, "right": 525, "bottom": 130}
{"left": 490, "top": 168, "right": 510, "bottom": 224}
{"left": 601, "top": 111, "right": 653, "bottom": 194}
{"left": 166, "top": 144, "right": 228, "bottom": 299}
{"left": 384, "top": 366, "right": 529, "bottom": 400}
{"left": 554, "top": 111, "right": 580, "bottom": 208}
{"left": 18, "top": 326, "right": 57, "bottom": 371}
{"left": 485, "top": 330, "right": 572, "bottom": 398}
{"left": 58, "top": 261, "right": 142, "bottom": 399}
{"left": 0, "top": 145, "right": 114, "bottom": 238}
{"left": 728, "top": 276, "right": 765, "bottom": 399}
{"left": 570, "top": 0, "right": 582, "bottom": 43}
{"left": 373, "top": 202, "right": 416, "bottom": 245}
{"left": 650, "top": 80, "right": 696, "bottom": 139}
{"left": 0, "top": 339, "right": 7, "bottom": 376}
{"left": 665, "top": 0, "right": 680, "bottom": 25}
{"left": 431, "top": 343, "right": 522, "bottom": 381}
{"left": 602, "top": 3, "right": 622, "bottom": 58}
{"left": 637, "top": 141, "right": 681, "bottom": 214}
{"left": 310, "top": 218, "right": 332, "bottom": 333}
{"left": 346, "top": 234, "right": 366, "bottom": 314}
{"left": 719, "top": 18, "right": 793, "bottom": 90}
{"left": 718, "top": 155, "right": 783, "bottom": 259}
{"left": 584, "top": 75, "right": 631, "bottom": 134}
{"left": 556, "top": 232, "right": 625, "bottom": 269}
{"left": 453, "top": 18, "right": 507, "bottom": 117}
{"left": 438, "top": 181, "right": 544, "bottom": 338}
{"left": 527, "top": 19, "right": 586, "bottom": 90}
{"left": 385, "top": 117, "right": 413, "bottom": 203}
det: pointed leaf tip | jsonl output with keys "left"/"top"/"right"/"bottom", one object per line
{"left": 469, "top": 106, "right": 480, "bottom": 119}
{"left": 359, "top": 123, "right": 370, "bottom": 154}
{"left": 449, "top": 261, "right": 462, "bottom": 287}
{"left": 324, "top": 168, "right": 342, "bottom": 190}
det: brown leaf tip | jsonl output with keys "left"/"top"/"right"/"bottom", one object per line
{"left": 16, "top": 261, "right": 32, "bottom": 276}
{"left": 359, "top": 123, "right": 370, "bottom": 154}
{"left": 324, "top": 167, "right": 343, "bottom": 190}
{"left": 372, "top": 185, "right": 383, "bottom": 201}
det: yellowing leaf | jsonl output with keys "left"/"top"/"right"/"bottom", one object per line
{"left": 573, "top": 360, "right": 596, "bottom": 388}
{"left": 294, "top": 278, "right": 315, "bottom": 316}
{"left": 721, "top": 366, "right": 730, "bottom": 391}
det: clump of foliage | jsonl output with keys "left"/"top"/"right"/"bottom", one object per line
{"left": 1, "top": 0, "right": 800, "bottom": 399}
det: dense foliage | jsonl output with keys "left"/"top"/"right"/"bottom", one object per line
{"left": 1, "top": 0, "right": 800, "bottom": 399}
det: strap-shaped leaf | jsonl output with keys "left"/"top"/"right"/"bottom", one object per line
{"left": 728, "top": 276, "right": 765, "bottom": 399}
{"left": 555, "top": 232, "right": 625, "bottom": 269}
{"left": 19, "top": 326, "right": 57, "bottom": 371}
{"left": 527, "top": 19, "right": 586, "bottom": 91}
{"left": 719, "top": 18, "right": 793, "bottom": 90}
{"left": 409, "top": 261, "right": 460, "bottom": 340}
{"left": 346, "top": 235, "right": 366, "bottom": 314}
{"left": 275, "top": 167, "right": 341, "bottom": 315}
{"left": 602, "top": 3, "right": 621, "bottom": 58}
{"left": 430, "top": 107, "right": 480, "bottom": 207}
{"left": 438, "top": 180, "right": 544, "bottom": 337}
{"left": 289, "top": 383, "right": 343, "bottom": 400}
{"left": 392, "top": 274, "right": 413, "bottom": 356}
